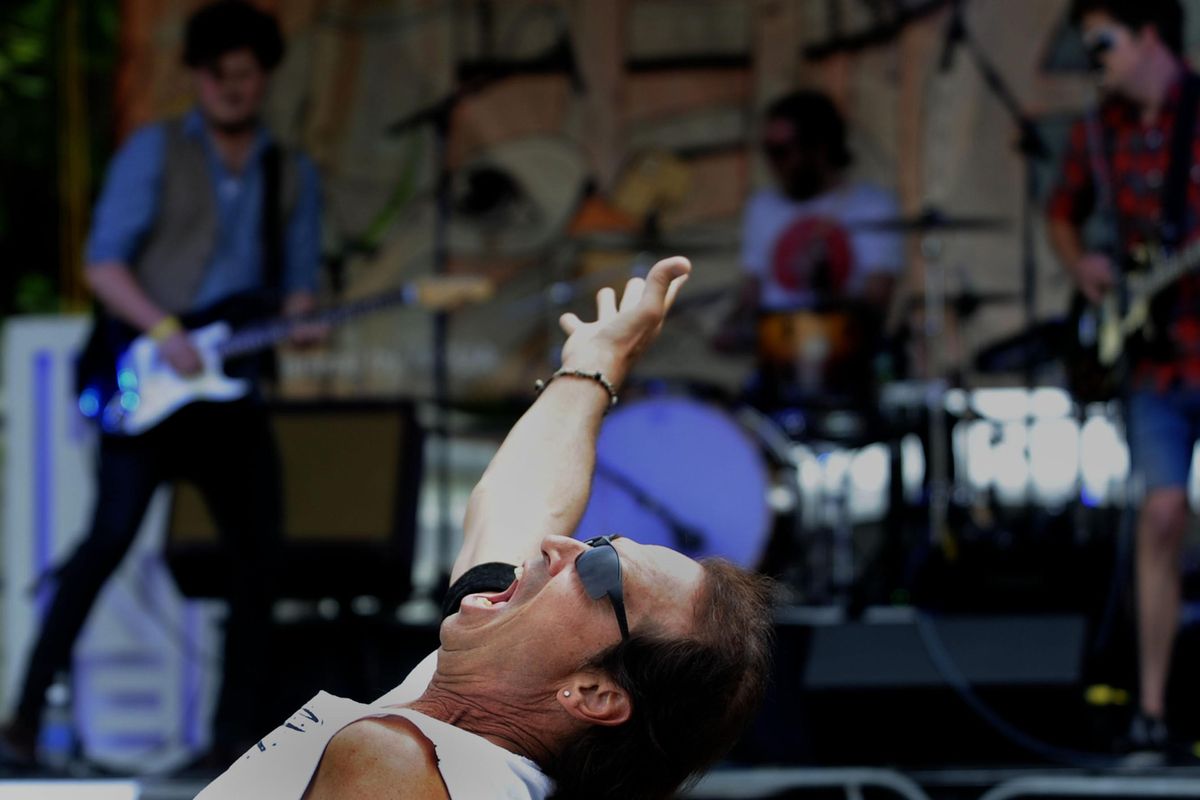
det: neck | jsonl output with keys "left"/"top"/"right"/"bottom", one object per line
{"left": 821, "top": 169, "right": 845, "bottom": 194}
{"left": 206, "top": 118, "right": 260, "bottom": 172}
{"left": 407, "top": 677, "right": 567, "bottom": 767}
{"left": 1129, "top": 50, "right": 1181, "bottom": 122}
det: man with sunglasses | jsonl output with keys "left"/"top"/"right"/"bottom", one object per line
{"left": 1047, "top": 0, "right": 1194, "bottom": 757}
{"left": 196, "top": 256, "right": 776, "bottom": 799}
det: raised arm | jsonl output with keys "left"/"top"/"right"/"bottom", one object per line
{"left": 450, "top": 256, "right": 691, "bottom": 582}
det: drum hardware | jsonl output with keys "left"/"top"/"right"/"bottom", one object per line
{"left": 918, "top": 232, "right": 955, "bottom": 551}
{"left": 974, "top": 318, "right": 1071, "bottom": 376}
{"left": 851, "top": 206, "right": 1010, "bottom": 233}
{"left": 765, "top": 405, "right": 873, "bottom": 444}
{"left": 905, "top": 289, "right": 1021, "bottom": 320}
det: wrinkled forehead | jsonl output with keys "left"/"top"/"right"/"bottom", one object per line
{"left": 613, "top": 538, "right": 706, "bottom": 635}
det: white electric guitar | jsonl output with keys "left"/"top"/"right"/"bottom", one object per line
{"left": 76, "top": 276, "right": 493, "bottom": 436}
{"left": 1087, "top": 239, "right": 1200, "bottom": 367}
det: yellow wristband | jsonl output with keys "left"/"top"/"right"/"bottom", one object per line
{"left": 148, "top": 315, "right": 182, "bottom": 342}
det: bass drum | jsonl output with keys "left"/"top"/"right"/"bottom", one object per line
{"left": 573, "top": 393, "right": 775, "bottom": 569}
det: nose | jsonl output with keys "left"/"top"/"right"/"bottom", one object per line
{"left": 540, "top": 534, "right": 588, "bottom": 577}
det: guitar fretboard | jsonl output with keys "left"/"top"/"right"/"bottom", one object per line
{"left": 1143, "top": 237, "right": 1200, "bottom": 298}
{"left": 216, "top": 285, "right": 417, "bottom": 359}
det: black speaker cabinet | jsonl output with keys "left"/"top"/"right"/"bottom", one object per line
{"left": 166, "top": 400, "right": 423, "bottom": 602}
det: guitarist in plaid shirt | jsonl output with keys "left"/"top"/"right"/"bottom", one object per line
{"left": 1047, "top": 0, "right": 1197, "bottom": 756}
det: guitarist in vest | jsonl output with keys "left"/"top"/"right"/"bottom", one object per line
{"left": 1047, "top": 0, "right": 1196, "bottom": 756}
{"left": 0, "top": 1, "right": 323, "bottom": 768}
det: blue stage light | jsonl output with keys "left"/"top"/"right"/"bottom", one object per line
{"left": 78, "top": 388, "right": 101, "bottom": 418}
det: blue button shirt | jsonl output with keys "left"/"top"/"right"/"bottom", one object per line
{"left": 85, "top": 109, "right": 322, "bottom": 310}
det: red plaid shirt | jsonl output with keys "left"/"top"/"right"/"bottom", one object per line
{"left": 1048, "top": 75, "right": 1200, "bottom": 389}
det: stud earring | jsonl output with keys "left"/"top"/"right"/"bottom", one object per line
{"left": 563, "top": 690, "right": 571, "bottom": 697}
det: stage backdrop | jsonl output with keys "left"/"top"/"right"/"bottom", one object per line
{"left": 108, "top": 0, "right": 1200, "bottom": 397}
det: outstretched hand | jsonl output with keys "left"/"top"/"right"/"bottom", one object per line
{"left": 558, "top": 256, "right": 691, "bottom": 389}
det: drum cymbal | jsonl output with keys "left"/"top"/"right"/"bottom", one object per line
{"left": 853, "top": 207, "right": 1010, "bottom": 233}
{"left": 973, "top": 319, "right": 1070, "bottom": 374}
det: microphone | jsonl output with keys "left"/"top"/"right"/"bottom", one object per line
{"left": 939, "top": 0, "right": 964, "bottom": 73}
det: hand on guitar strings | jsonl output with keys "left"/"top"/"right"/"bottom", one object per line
{"left": 283, "top": 291, "right": 331, "bottom": 349}
{"left": 159, "top": 330, "right": 204, "bottom": 377}
{"left": 1072, "top": 252, "right": 1116, "bottom": 304}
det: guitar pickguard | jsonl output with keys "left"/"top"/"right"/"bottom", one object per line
{"left": 101, "top": 322, "right": 251, "bottom": 435}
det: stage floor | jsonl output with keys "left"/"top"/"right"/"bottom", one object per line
{"left": 4, "top": 765, "right": 1200, "bottom": 800}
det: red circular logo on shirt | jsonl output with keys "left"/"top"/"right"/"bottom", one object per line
{"left": 770, "top": 216, "right": 853, "bottom": 294}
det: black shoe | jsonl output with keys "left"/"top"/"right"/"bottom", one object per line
{"left": 1128, "top": 712, "right": 1169, "bottom": 749}
{"left": 1116, "top": 711, "right": 1170, "bottom": 768}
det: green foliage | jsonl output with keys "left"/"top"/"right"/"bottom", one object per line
{"left": 0, "top": 0, "right": 118, "bottom": 316}
{"left": 0, "top": 0, "right": 52, "bottom": 104}
{"left": 14, "top": 274, "right": 59, "bottom": 314}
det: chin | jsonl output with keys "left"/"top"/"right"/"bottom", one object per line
{"left": 207, "top": 109, "right": 258, "bottom": 132}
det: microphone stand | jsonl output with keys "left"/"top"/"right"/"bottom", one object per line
{"left": 386, "top": 40, "right": 582, "bottom": 598}
{"left": 949, "top": 1, "right": 1051, "bottom": 385}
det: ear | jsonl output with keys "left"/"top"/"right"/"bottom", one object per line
{"left": 556, "top": 671, "right": 631, "bottom": 727}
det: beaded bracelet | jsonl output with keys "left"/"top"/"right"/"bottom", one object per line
{"left": 534, "top": 368, "right": 619, "bottom": 409}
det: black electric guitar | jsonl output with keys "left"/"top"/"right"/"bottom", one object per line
{"left": 75, "top": 275, "right": 493, "bottom": 436}
{"left": 1066, "top": 239, "right": 1200, "bottom": 401}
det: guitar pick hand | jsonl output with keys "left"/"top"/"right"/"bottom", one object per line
{"left": 159, "top": 331, "right": 203, "bottom": 377}
{"left": 1073, "top": 252, "right": 1116, "bottom": 304}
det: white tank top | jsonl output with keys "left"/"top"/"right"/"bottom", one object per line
{"left": 195, "top": 652, "right": 553, "bottom": 800}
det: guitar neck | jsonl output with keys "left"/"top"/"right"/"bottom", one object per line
{"left": 1142, "top": 238, "right": 1200, "bottom": 298}
{"left": 217, "top": 286, "right": 416, "bottom": 358}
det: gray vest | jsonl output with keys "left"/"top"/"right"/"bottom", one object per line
{"left": 133, "top": 117, "right": 300, "bottom": 313}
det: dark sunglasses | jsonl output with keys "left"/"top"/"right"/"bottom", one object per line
{"left": 576, "top": 535, "right": 631, "bottom": 641}
{"left": 1083, "top": 29, "right": 1120, "bottom": 68}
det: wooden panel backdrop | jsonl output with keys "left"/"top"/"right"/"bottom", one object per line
{"left": 110, "top": 0, "right": 1163, "bottom": 400}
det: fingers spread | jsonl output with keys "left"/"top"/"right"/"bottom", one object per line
{"left": 643, "top": 256, "right": 692, "bottom": 308}
{"left": 664, "top": 273, "right": 689, "bottom": 311}
{"left": 619, "top": 278, "right": 645, "bottom": 313}
{"left": 597, "top": 287, "right": 617, "bottom": 318}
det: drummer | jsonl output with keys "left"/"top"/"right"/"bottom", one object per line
{"left": 715, "top": 89, "right": 904, "bottom": 404}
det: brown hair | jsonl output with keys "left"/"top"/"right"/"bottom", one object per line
{"left": 547, "top": 559, "right": 775, "bottom": 800}
{"left": 184, "top": 0, "right": 285, "bottom": 71}
{"left": 1069, "top": 0, "right": 1184, "bottom": 55}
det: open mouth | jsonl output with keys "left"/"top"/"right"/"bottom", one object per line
{"left": 464, "top": 565, "right": 524, "bottom": 610}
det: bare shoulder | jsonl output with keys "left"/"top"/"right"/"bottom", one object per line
{"left": 302, "top": 715, "right": 450, "bottom": 800}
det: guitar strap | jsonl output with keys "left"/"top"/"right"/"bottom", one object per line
{"left": 261, "top": 142, "right": 284, "bottom": 296}
{"left": 1085, "top": 110, "right": 1125, "bottom": 252}
{"left": 247, "top": 141, "right": 285, "bottom": 385}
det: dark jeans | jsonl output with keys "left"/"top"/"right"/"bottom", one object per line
{"left": 15, "top": 400, "right": 282, "bottom": 750}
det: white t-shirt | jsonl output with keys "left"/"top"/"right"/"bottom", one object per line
{"left": 741, "top": 183, "right": 904, "bottom": 310}
{"left": 195, "top": 652, "right": 554, "bottom": 800}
